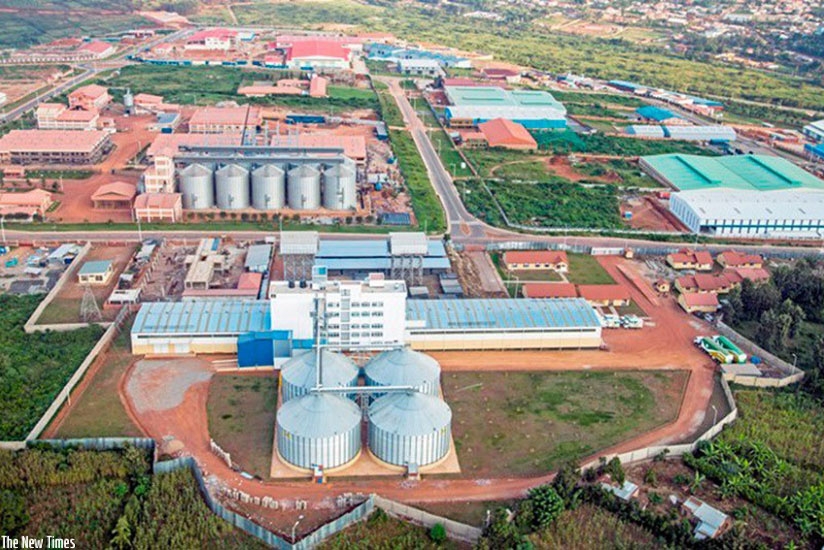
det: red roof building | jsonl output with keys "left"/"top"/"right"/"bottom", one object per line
{"left": 237, "top": 271, "right": 263, "bottom": 291}
{"left": 186, "top": 28, "right": 238, "bottom": 50}
{"left": 478, "top": 118, "right": 538, "bottom": 150}
{"left": 78, "top": 40, "right": 115, "bottom": 58}
{"left": 678, "top": 292, "right": 719, "bottom": 313}
{"left": 133, "top": 193, "right": 183, "bottom": 223}
{"left": 188, "top": 106, "right": 262, "bottom": 134}
{"left": 309, "top": 76, "right": 328, "bottom": 98}
{"left": 68, "top": 84, "right": 111, "bottom": 111}
{"left": 270, "top": 134, "right": 367, "bottom": 163}
{"left": 675, "top": 273, "right": 735, "bottom": 294}
{"left": 522, "top": 282, "right": 577, "bottom": 299}
{"left": 723, "top": 268, "right": 770, "bottom": 284}
{"left": 577, "top": 285, "right": 632, "bottom": 307}
{"left": 717, "top": 251, "right": 763, "bottom": 269}
{"left": 0, "top": 129, "right": 111, "bottom": 164}
{"left": 666, "top": 249, "right": 714, "bottom": 271}
{"left": 503, "top": 250, "right": 569, "bottom": 272}
{"left": 284, "top": 40, "right": 352, "bottom": 69}
{"left": 92, "top": 182, "right": 136, "bottom": 210}
{"left": 0, "top": 189, "right": 53, "bottom": 218}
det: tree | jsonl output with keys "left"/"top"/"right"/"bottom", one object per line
{"left": 479, "top": 509, "right": 531, "bottom": 550}
{"left": 429, "top": 523, "right": 446, "bottom": 543}
{"left": 111, "top": 515, "right": 132, "bottom": 549}
{"left": 721, "top": 287, "right": 743, "bottom": 325}
{"left": 551, "top": 461, "right": 581, "bottom": 507}
{"left": 606, "top": 457, "right": 625, "bottom": 486}
{"left": 777, "top": 299, "right": 806, "bottom": 339}
{"left": 526, "top": 485, "right": 565, "bottom": 529}
{"left": 0, "top": 490, "right": 29, "bottom": 536}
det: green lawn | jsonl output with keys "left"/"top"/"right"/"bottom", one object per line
{"left": 443, "top": 370, "right": 688, "bottom": 477}
{"left": 52, "top": 321, "right": 142, "bottom": 439}
{"left": 566, "top": 253, "right": 615, "bottom": 285}
{"left": 207, "top": 373, "right": 278, "bottom": 479}
{"left": 428, "top": 128, "right": 474, "bottom": 177}
{"left": 319, "top": 509, "right": 460, "bottom": 549}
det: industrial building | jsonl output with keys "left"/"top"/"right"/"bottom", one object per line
{"left": 478, "top": 118, "right": 538, "bottom": 150}
{"left": 444, "top": 86, "right": 566, "bottom": 129}
{"left": 405, "top": 298, "right": 602, "bottom": 350}
{"left": 0, "top": 189, "right": 53, "bottom": 218}
{"left": 188, "top": 106, "right": 262, "bottom": 134}
{"left": 0, "top": 129, "right": 112, "bottom": 165}
{"left": 133, "top": 193, "right": 183, "bottom": 223}
{"left": 36, "top": 103, "right": 99, "bottom": 130}
{"left": 636, "top": 106, "right": 681, "bottom": 124}
{"left": 68, "top": 84, "right": 111, "bottom": 111}
{"left": 642, "top": 154, "right": 824, "bottom": 237}
{"left": 803, "top": 120, "right": 824, "bottom": 143}
{"left": 625, "top": 125, "right": 736, "bottom": 142}
{"left": 175, "top": 146, "right": 359, "bottom": 212}
{"left": 282, "top": 39, "right": 353, "bottom": 70}
{"left": 397, "top": 59, "right": 443, "bottom": 77}
{"left": 131, "top": 300, "right": 271, "bottom": 355}
{"left": 77, "top": 260, "right": 114, "bottom": 286}
{"left": 367, "top": 44, "right": 471, "bottom": 69}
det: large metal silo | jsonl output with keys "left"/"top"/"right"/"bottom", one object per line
{"left": 287, "top": 164, "right": 321, "bottom": 210}
{"left": 251, "top": 164, "right": 285, "bottom": 210}
{"left": 277, "top": 392, "right": 362, "bottom": 470}
{"left": 368, "top": 391, "right": 452, "bottom": 467}
{"left": 215, "top": 164, "right": 250, "bottom": 210}
{"left": 179, "top": 163, "right": 214, "bottom": 210}
{"left": 322, "top": 161, "right": 357, "bottom": 210}
{"left": 280, "top": 350, "right": 359, "bottom": 403}
{"left": 365, "top": 348, "right": 441, "bottom": 402}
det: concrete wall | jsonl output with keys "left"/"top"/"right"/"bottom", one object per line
{"left": 374, "top": 496, "right": 482, "bottom": 543}
{"left": 716, "top": 321, "right": 805, "bottom": 387}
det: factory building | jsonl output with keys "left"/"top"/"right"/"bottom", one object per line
{"left": 283, "top": 40, "right": 353, "bottom": 70}
{"left": 803, "top": 120, "right": 824, "bottom": 143}
{"left": 444, "top": 86, "right": 566, "bottom": 129}
{"left": 405, "top": 298, "right": 602, "bottom": 350}
{"left": 0, "top": 129, "right": 112, "bottom": 165}
{"left": 397, "top": 59, "right": 443, "bottom": 77}
{"left": 36, "top": 103, "right": 99, "bottom": 131}
{"left": 188, "top": 106, "right": 262, "bottom": 134}
{"left": 133, "top": 193, "right": 183, "bottom": 223}
{"left": 636, "top": 106, "right": 681, "bottom": 124}
{"left": 642, "top": 154, "right": 824, "bottom": 238}
{"left": 68, "top": 84, "right": 111, "bottom": 111}
{"left": 269, "top": 276, "right": 408, "bottom": 350}
{"left": 662, "top": 125, "right": 736, "bottom": 142}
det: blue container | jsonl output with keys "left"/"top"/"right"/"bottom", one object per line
{"left": 375, "top": 182, "right": 383, "bottom": 191}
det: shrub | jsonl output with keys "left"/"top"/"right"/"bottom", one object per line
{"left": 526, "top": 485, "right": 565, "bottom": 529}
{"left": 429, "top": 523, "right": 446, "bottom": 543}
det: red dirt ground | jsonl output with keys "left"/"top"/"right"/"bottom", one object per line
{"left": 624, "top": 196, "right": 689, "bottom": 232}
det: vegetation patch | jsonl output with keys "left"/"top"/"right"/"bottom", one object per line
{"left": 0, "top": 294, "right": 104, "bottom": 440}
{"left": 386, "top": 129, "right": 446, "bottom": 233}
{"left": 206, "top": 373, "right": 277, "bottom": 479}
{"left": 443, "top": 370, "right": 687, "bottom": 477}
{"left": 531, "top": 503, "right": 659, "bottom": 549}
{"left": 319, "top": 508, "right": 460, "bottom": 549}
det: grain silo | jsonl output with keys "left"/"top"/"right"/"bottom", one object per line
{"left": 251, "top": 164, "right": 285, "bottom": 210}
{"left": 287, "top": 164, "right": 321, "bottom": 210}
{"left": 179, "top": 163, "right": 214, "bottom": 209}
{"left": 368, "top": 391, "right": 452, "bottom": 467}
{"left": 276, "top": 392, "right": 362, "bottom": 470}
{"left": 280, "top": 350, "right": 359, "bottom": 403}
{"left": 215, "top": 164, "right": 250, "bottom": 210}
{"left": 364, "top": 348, "right": 441, "bottom": 400}
{"left": 322, "top": 161, "right": 357, "bottom": 210}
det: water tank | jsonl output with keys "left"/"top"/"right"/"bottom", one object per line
{"left": 280, "top": 350, "right": 359, "bottom": 403}
{"left": 251, "top": 164, "right": 285, "bottom": 210}
{"left": 123, "top": 90, "right": 134, "bottom": 113}
{"left": 287, "top": 164, "right": 321, "bottom": 210}
{"left": 365, "top": 348, "right": 441, "bottom": 401}
{"left": 179, "top": 163, "right": 214, "bottom": 210}
{"left": 215, "top": 164, "right": 250, "bottom": 210}
{"left": 277, "top": 393, "right": 362, "bottom": 470}
{"left": 322, "top": 161, "right": 357, "bottom": 210}
{"left": 368, "top": 391, "right": 452, "bottom": 467}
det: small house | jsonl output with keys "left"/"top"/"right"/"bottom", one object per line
{"left": 77, "top": 259, "right": 114, "bottom": 286}
{"left": 683, "top": 497, "right": 731, "bottom": 540}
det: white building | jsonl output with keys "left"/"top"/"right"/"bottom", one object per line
{"left": 670, "top": 189, "right": 824, "bottom": 239}
{"left": 269, "top": 274, "right": 407, "bottom": 349}
{"left": 397, "top": 59, "right": 443, "bottom": 77}
{"left": 803, "top": 120, "right": 824, "bottom": 143}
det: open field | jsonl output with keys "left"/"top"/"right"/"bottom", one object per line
{"left": 531, "top": 504, "right": 659, "bottom": 549}
{"left": 37, "top": 244, "right": 135, "bottom": 325}
{"left": 49, "top": 321, "right": 141, "bottom": 439}
{"left": 566, "top": 253, "right": 616, "bottom": 285}
{"left": 443, "top": 370, "right": 689, "bottom": 477}
{"left": 104, "top": 65, "right": 378, "bottom": 112}
{"left": 207, "top": 373, "right": 278, "bottom": 479}
{"left": 318, "top": 508, "right": 465, "bottom": 550}
{"left": 0, "top": 294, "right": 104, "bottom": 440}
{"left": 464, "top": 179, "right": 623, "bottom": 230}
{"left": 415, "top": 500, "right": 515, "bottom": 527}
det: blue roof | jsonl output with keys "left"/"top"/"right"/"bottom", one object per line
{"left": 132, "top": 300, "right": 271, "bottom": 336}
{"left": 805, "top": 143, "right": 824, "bottom": 159}
{"left": 316, "top": 239, "right": 447, "bottom": 263}
{"left": 636, "top": 105, "right": 677, "bottom": 122}
{"left": 608, "top": 80, "right": 645, "bottom": 90}
{"left": 316, "top": 257, "right": 450, "bottom": 271}
{"left": 78, "top": 259, "right": 113, "bottom": 275}
{"left": 406, "top": 298, "right": 600, "bottom": 331}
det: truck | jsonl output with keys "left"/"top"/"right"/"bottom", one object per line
{"left": 694, "top": 336, "right": 734, "bottom": 364}
{"left": 714, "top": 335, "right": 747, "bottom": 363}
{"left": 621, "top": 315, "right": 644, "bottom": 329}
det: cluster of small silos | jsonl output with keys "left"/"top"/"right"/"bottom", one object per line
{"left": 275, "top": 348, "right": 453, "bottom": 472}
{"left": 179, "top": 160, "right": 357, "bottom": 211}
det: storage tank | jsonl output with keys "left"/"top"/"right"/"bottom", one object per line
{"left": 280, "top": 350, "right": 359, "bottom": 403}
{"left": 277, "top": 392, "right": 362, "bottom": 470}
{"left": 215, "top": 164, "right": 250, "bottom": 210}
{"left": 179, "top": 163, "right": 214, "bottom": 210}
{"left": 368, "top": 391, "right": 452, "bottom": 467}
{"left": 287, "top": 164, "right": 321, "bottom": 210}
{"left": 365, "top": 348, "right": 441, "bottom": 401}
{"left": 251, "top": 164, "right": 285, "bottom": 210}
{"left": 322, "top": 161, "right": 357, "bottom": 210}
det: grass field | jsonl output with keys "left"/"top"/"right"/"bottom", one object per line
{"left": 207, "top": 373, "right": 278, "bottom": 479}
{"left": 416, "top": 500, "right": 515, "bottom": 527}
{"left": 103, "top": 65, "right": 378, "bottom": 113}
{"left": 566, "top": 254, "right": 615, "bottom": 285}
{"left": 443, "top": 370, "right": 688, "bottom": 477}
{"left": 531, "top": 504, "right": 659, "bottom": 549}
{"left": 52, "top": 321, "right": 142, "bottom": 438}
{"left": 0, "top": 9, "right": 151, "bottom": 49}
{"left": 318, "top": 508, "right": 463, "bottom": 550}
